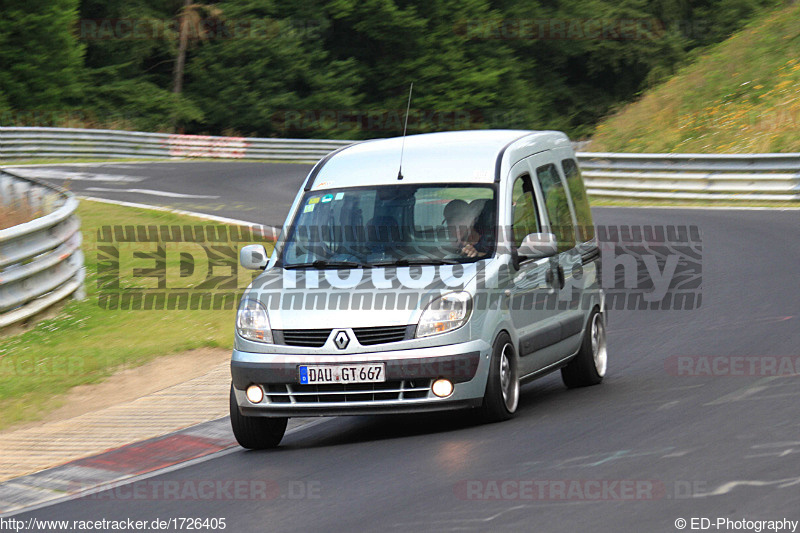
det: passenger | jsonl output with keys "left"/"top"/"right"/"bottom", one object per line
{"left": 443, "top": 199, "right": 469, "bottom": 228}
{"left": 443, "top": 199, "right": 492, "bottom": 258}
{"left": 462, "top": 200, "right": 495, "bottom": 258}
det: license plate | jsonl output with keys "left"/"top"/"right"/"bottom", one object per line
{"left": 299, "top": 364, "right": 386, "bottom": 385}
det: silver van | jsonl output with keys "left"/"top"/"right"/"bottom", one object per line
{"left": 230, "top": 130, "right": 606, "bottom": 448}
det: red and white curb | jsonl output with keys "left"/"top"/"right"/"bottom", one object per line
{"left": 0, "top": 417, "right": 323, "bottom": 516}
{"left": 0, "top": 418, "right": 234, "bottom": 515}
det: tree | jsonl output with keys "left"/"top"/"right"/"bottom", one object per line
{"left": 317, "top": 0, "right": 535, "bottom": 136}
{"left": 78, "top": 0, "right": 203, "bottom": 130}
{"left": 0, "top": 0, "right": 84, "bottom": 110}
{"left": 1, "top": 0, "right": 780, "bottom": 136}
{"left": 183, "top": 0, "right": 361, "bottom": 137}
{"left": 172, "top": 1, "right": 224, "bottom": 95}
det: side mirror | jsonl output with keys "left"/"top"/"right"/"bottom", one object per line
{"left": 517, "top": 233, "right": 558, "bottom": 261}
{"left": 240, "top": 244, "right": 268, "bottom": 270}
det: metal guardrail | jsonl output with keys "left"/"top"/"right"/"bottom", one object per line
{"left": 2, "top": 127, "right": 799, "bottom": 201}
{"left": 0, "top": 127, "right": 350, "bottom": 163}
{"left": 580, "top": 152, "right": 800, "bottom": 201}
{"left": 0, "top": 170, "right": 84, "bottom": 328}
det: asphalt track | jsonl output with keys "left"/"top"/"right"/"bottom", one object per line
{"left": 9, "top": 162, "right": 800, "bottom": 532}
{"left": 4, "top": 161, "right": 313, "bottom": 228}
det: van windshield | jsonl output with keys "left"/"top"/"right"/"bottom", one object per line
{"left": 279, "top": 184, "right": 496, "bottom": 268}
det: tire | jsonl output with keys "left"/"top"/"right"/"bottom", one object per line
{"left": 229, "top": 385, "right": 288, "bottom": 449}
{"left": 480, "top": 332, "right": 520, "bottom": 422}
{"left": 561, "top": 309, "right": 607, "bottom": 389}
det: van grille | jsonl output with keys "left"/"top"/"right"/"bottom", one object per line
{"left": 353, "top": 325, "right": 409, "bottom": 345}
{"left": 281, "top": 329, "right": 331, "bottom": 348}
{"left": 263, "top": 380, "right": 431, "bottom": 404}
{"left": 278, "top": 326, "right": 412, "bottom": 347}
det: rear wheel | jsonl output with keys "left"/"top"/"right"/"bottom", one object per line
{"left": 561, "top": 310, "right": 607, "bottom": 388}
{"left": 229, "top": 386, "right": 287, "bottom": 449}
{"left": 480, "top": 332, "right": 519, "bottom": 422}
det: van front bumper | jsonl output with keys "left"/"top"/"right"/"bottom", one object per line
{"left": 231, "top": 340, "right": 491, "bottom": 417}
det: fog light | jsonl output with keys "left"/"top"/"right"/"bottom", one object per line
{"left": 246, "top": 385, "right": 264, "bottom": 404}
{"left": 432, "top": 379, "right": 454, "bottom": 398}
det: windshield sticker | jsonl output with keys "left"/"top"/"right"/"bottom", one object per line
{"left": 308, "top": 197, "right": 320, "bottom": 204}
{"left": 315, "top": 181, "right": 332, "bottom": 189}
{"left": 321, "top": 194, "right": 334, "bottom": 203}
{"left": 334, "top": 192, "right": 345, "bottom": 201}
{"left": 303, "top": 204, "right": 315, "bottom": 213}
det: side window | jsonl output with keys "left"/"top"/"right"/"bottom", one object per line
{"left": 511, "top": 175, "right": 539, "bottom": 249}
{"left": 536, "top": 163, "right": 575, "bottom": 252}
{"left": 561, "top": 158, "right": 595, "bottom": 241}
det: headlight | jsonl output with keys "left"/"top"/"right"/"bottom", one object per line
{"left": 416, "top": 291, "right": 472, "bottom": 338}
{"left": 236, "top": 299, "right": 273, "bottom": 343}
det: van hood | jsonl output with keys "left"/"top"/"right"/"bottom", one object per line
{"left": 245, "top": 263, "right": 483, "bottom": 330}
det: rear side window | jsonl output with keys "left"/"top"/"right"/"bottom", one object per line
{"left": 536, "top": 163, "right": 575, "bottom": 252}
{"left": 561, "top": 158, "right": 595, "bottom": 242}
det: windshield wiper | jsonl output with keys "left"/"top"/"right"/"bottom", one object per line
{"left": 369, "top": 258, "right": 460, "bottom": 267}
{"left": 284, "top": 260, "right": 364, "bottom": 269}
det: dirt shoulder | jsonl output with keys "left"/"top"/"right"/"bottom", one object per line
{"left": 1, "top": 347, "right": 231, "bottom": 435}
{"left": 0, "top": 348, "right": 233, "bottom": 482}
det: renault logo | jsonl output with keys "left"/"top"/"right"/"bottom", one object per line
{"left": 334, "top": 330, "right": 350, "bottom": 350}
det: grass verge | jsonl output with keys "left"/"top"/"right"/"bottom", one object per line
{"left": 589, "top": 2, "right": 800, "bottom": 153}
{"left": 0, "top": 200, "right": 271, "bottom": 430}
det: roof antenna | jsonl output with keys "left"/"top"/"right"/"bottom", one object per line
{"left": 397, "top": 82, "right": 413, "bottom": 181}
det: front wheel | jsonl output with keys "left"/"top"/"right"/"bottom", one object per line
{"left": 480, "top": 332, "right": 520, "bottom": 422}
{"left": 561, "top": 310, "right": 607, "bottom": 388}
{"left": 230, "top": 386, "right": 288, "bottom": 449}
